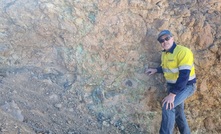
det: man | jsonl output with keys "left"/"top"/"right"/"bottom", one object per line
{"left": 146, "top": 30, "right": 196, "bottom": 134}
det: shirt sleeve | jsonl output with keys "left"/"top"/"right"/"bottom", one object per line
{"left": 156, "top": 66, "right": 163, "bottom": 73}
{"left": 169, "top": 70, "right": 190, "bottom": 94}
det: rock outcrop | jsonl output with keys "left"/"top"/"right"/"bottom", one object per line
{"left": 0, "top": 0, "right": 221, "bottom": 133}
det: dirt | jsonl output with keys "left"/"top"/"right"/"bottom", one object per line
{"left": 0, "top": 69, "right": 120, "bottom": 134}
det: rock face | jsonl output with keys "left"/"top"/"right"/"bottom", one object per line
{"left": 0, "top": 0, "right": 221, "bottom": 133}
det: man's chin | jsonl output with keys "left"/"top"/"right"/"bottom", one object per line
{"left": 164, "top": 47, "right": 170, "bottom": 51}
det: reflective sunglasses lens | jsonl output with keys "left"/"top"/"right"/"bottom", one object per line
{"left": 159, "top": 39, "right": 164, "bottom": 43}
{"left": 158, "top": 36, "right": 170, "bottom": 43}
{"left": 165, "top": 36, "right": 170, "bottom": 41}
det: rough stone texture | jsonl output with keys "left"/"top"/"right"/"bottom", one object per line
{"left": 0, "top": 0, "right": 221, "bottom": 133}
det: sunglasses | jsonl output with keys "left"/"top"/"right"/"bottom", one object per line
{"left": 158, "top": 36, "right": 171, "bottom": 43}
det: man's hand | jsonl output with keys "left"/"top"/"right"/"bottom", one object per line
{"left": 145, "top": 68, "right": 157, "bottom": 75}
{"left": 162, "top": 93, "right": 176, "bottom": 110}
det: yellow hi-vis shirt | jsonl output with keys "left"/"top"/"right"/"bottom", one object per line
{"left": 161, "top": 45, "right": 196, "bottom": 84}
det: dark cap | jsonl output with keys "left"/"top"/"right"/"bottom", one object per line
{"left": 157, "top": 30, "right": 173, "bottom": 40}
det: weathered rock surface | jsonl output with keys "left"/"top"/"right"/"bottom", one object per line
{"left": 0, "top": 0, "right": 221, "bottom": 133}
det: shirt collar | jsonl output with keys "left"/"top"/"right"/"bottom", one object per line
{"left": 162, "top": 42, "right": 176, "bottom": 53}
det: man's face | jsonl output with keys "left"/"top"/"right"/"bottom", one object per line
{"left": 158, "top": 34, "right": 174, "bottom": 51}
